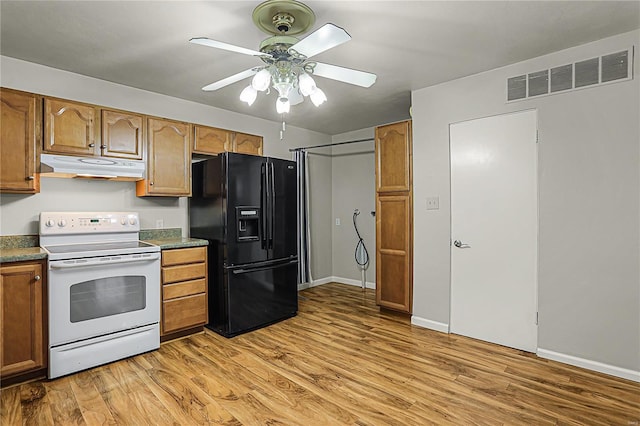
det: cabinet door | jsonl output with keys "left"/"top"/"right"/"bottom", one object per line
{"left": 376, "top": 194, "right": 412, "bottom": 313}
{"left": 44, "top": 98, "right": 97, "bottom": 155}
{"left": 232, "top": 132, "right": 263, "bottom": 156}
{"left": 375, "top": 121, "right": 412, "bottom": 193}
{"left": 162, "top": 294, "right": 207, "bottom": 334}
{"left": 101, "top": 109, "right": 144, "bottom": 159}
{"left": 0, "top": 89, "right": 40, "bottom": 193}
{"left": 193, "top": 125, "right": 231, "bottom": 155}
{"left": 0, "top": 262, "right": 45, "bottom": 377}
{"left": 137, "top": 117, "right": 191, "bottom": 196}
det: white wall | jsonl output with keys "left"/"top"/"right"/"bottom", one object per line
{"left": 412, "top": 30, "right": 639, "bottom": 374}
{"left": 331, "top": 128, "right": 376, "bottom": 286}
{"left": 0, "top": 56, "right": 334, "bottom": 279}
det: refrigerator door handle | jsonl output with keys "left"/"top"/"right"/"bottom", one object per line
{"left": 261, "top": 162, "right": 268, "bottom": 250}
{"left": 269, "top": 162, "right": 275, "bottom": 249}
{"left": 231, "top": 258, "right": 298, "bottom": 274}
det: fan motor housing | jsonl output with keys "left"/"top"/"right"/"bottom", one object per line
{"left": 252, "top": 0, "right": 316, "bottom": 36}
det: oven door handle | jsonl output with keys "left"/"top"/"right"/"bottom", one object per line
{"left": 49, "top": 253, "right": 160, "bottom": 269}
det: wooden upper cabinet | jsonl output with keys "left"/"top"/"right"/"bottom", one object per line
{"left": 0, "top": 261, "right": 46, "bottom": 378}
{"left": 0, "top": 88, "right": 40, "bottom": 193}
{"left": 101, "top": 109, "right": 144, "bottom": 160}
{"left": 232, "top": 132, "right": 263, "bottom": 156}
{"left": 375, "top": 121, "right": 412, "bottom": 193}
{"left": 137, "top": 117, "right": 191, "bottom": 197}
{"left": 193, "top": 125, "right": 231, "bottom": 155}
{"left": 44, "top": 98, "right": 97, "bottom": 155}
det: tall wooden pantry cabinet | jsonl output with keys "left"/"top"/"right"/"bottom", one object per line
{"left": 375, "top": 120, "right": 413, "bottom": 313}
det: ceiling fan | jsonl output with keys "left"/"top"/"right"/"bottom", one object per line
{"left": 190, "top": 0, "right": 377, "bottom": 116}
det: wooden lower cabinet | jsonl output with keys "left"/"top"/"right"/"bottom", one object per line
{"left": 161, "top": 247, "right": 208, "bottom": 339}
{"left": 0, "top": 261, "right": 46, "bottom": 379}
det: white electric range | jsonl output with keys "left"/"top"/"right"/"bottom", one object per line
{"left": 40, "top": 211, "right": 160, "bottom": 379}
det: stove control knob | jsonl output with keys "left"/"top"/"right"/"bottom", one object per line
{"left": 58, "top": 219, "right": 67, "bottom": 227}
{"left": 45, "top": 219, "right": 55, "bottom": 227}
{"left": 129, "top": 217, "right": 137, "bottom": 225}
{"left": 121, "top": 217, "right": 127, "bottom": 225}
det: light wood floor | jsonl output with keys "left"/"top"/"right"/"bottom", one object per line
{"left": 2, "top": 283, "right": 639, "bottom": 425}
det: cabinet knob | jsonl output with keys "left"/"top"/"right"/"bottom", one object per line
{"left": 34, "top": 275, "right": 41, "bottom": 281}
{"left": 150, "top": 182, "right": 154, "bottom": 186}
{"left": 26, "top": 176, "right": 35, "bottom": 180}
{"left": 88, "top": 143, "right": 95, "bottom": 148}
{"left": 100, "top": 145, "right": 106, "bottom": 149}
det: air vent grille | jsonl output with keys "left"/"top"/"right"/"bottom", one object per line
{"left": 506, "top": 47, "right": 633, "bottom": 102}
{"left": 528, "top": 70, "right": 549, "bottom": 97}
{"left": 550, "top": 64, "right": 573, "bottom": 93}
{"left": 575, "top": 58, "right": 599, "bottom": 88}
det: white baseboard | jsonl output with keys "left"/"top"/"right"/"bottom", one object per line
{"left": 298, "top": 276, "right": 376, "bottom": 291}
{"left": 298, "top": 276, "right": 333, "bottom": 291}
{"left": 537, "top": 348, "right": 640, "bottom": 382}
{"left": 332, "top": 276, "right": 376, "bottom": 289}
{"left": 411, "top": 316, "right": 450, "bottom": 333}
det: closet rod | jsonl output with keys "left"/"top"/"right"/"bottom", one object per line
{"left": 289, "top": 137, "right": 374, "bottom": 152}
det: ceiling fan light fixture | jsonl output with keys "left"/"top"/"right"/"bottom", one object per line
{"left": 276, "top": 96, "right": 290, "bottom": 114}
{"left": 309, "top": 87, "right": 327, "bottom": 106}
{"left": 251, "top": 68, "right": 272, "bottom": 91}
{"left": 298, "top": 72, "right": 316, "bottom": 96}
{"left": 239, "top": 85, "right": 258, "bottom": 105}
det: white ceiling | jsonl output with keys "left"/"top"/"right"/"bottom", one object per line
{"left": 1, "top": 1, "right": 638, "bottom": 135}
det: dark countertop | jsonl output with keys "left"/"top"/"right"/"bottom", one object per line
{"left": 0, "top": 247, "right": 48, "bottom": 263}
{"left": 142, "top": 237, "right": 208, "bottom": 250}
{"left": 0, "top": 229, "right": 207, "bottom": 263}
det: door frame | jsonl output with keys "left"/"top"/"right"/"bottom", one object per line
{"left": 448, "top": 108, "right": 539, "bottom": 352}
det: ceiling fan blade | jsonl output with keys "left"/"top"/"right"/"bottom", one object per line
{"left": 202, "top": 68, "right": 258, "bottom": 91}
{"left": 311, "top": 62, "right": 377, "bottom": 88}
{"left": 289, "top": 88, "right": 304, "bottom": 106}
{"left": 190, "top": 37, "right": 270, "bottom": 57}
{"left": 289, "top": 23, "right": 351, "bottom": 59}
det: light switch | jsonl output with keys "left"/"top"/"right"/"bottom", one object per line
{"left": 426, "top": 197, "right": 439, "bottom": 210}
{"left": 336, "top": 218, "right": 341, "bottom": 226}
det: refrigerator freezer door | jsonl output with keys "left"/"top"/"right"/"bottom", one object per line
{"left": 225, "top": 258, "right": 298, "bottom": 336}
{"left": 268, "top": 158, "right": 298, "bottom": 259}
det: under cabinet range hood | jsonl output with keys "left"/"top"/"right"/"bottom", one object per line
{"left": 40, "top": 154, "right": 145, "bottom": 181}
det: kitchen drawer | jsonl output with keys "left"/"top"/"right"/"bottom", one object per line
{"left": 162, "top": 247, "right": 206, "bottom": 266}
{"left": 162, "top": 294, "right": 207, "bottom": 334}
{"left": 163, "top": 278, "right": 206, "bottom": 300}
{"left": 162, "top": 263, "right": 206, "bottom": 284}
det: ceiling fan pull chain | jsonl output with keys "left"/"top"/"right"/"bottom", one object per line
{"left": 280, "top": 117, "right": 286, "bottom": 140}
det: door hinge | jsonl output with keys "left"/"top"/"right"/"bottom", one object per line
{"left": 536, "top": 312, "right": 539, "bottom": 325}
{"left": 536, "top": 130, "right": 539, "bottom": 144}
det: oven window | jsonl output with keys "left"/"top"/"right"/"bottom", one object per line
{"left": 70, "top": 276, "right": 146, "bottom": 322}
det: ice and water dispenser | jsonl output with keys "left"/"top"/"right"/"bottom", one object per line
{"left": 236, "top": 207, "right": 260, "bottom": 241}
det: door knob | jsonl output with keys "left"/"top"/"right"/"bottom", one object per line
{"left": 453, "top": 240, "right": 471, "bottom": 248}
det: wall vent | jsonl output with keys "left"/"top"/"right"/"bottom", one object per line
{"left": 506, "top": 47, "right": 634, "bottom": 103}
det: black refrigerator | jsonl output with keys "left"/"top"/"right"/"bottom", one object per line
{"left": 189, "top": 152, "right": 298, "bottom": 337}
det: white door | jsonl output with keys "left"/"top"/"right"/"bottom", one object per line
{"left": 449, "top": 109, "right": 538, "bottom": 352}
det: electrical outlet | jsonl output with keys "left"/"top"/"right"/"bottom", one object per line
{"left": 335, "top": 218, "right": 341, "bottom": 226}
{"left": 426, "top": 197, "right": 440, "bottom": 210}
{"left": 156, "top": 219, "right": 164, "bottom": 228}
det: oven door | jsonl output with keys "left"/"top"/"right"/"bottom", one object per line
{"left": 48, "top": 252, "right": 161, "bottom": 347}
